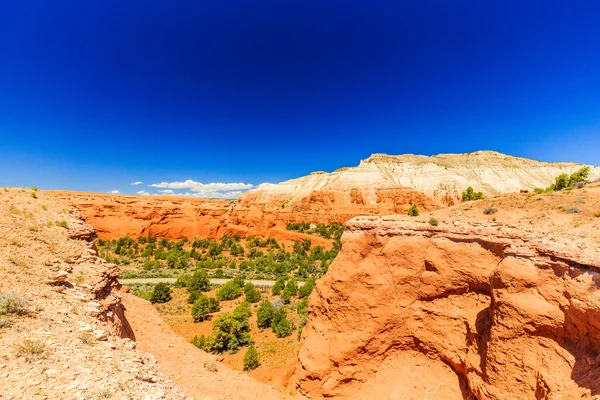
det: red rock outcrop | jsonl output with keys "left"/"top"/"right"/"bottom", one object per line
{"left": 296, "top": 215, "right": 600, "bottom": 399}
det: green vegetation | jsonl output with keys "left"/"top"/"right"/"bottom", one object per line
{"left": 540, "top": 167, "right": 591, "bottom": 192}
{"left": 243, "top": 345, "right": 260, "bottom": 371}
{"left": 462, "top": 186, "right": 484, "bottom": 201}
{"left": 272, "top": 276, "right": 286, "bottom": 296}
{"left": 217, "top": 279, "right": 243, "bottom": 301}
{"left": 257, "top": 300, "right": 275, "bottom": 329}
{"left": 298, "top": 278, "right": 315, "bottom": 298}
{"left": 150, "top": 282, "right": 172, "bottom": 304}
{"left": 594, "top": 210, "right": 600, "bottom": 218}
{"left": 0, "top": 292, "right": 28, "bottom": 316}
{"left": 244, "top": 282, "right": 261, "bottom": 303}
{"left": 271, "top": 308, "right": 292, "bottom": 338}
{"left": 191, "top": 294, "right": 220, "bottom": 322}
{"left": 98, "top": 223, "right": 343, "bottom": 281}
{"left": 407, "top": 204, "right": 419, "bottom": 216}
{"left": 195, "top": 302, "right": 253, "bottom": 354}
{"left": 428, "top": 217, "right": 439, "bottom": 226}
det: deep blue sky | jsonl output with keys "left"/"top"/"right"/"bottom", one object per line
{"left": 1, "top": 1, "right": 599, "bottom": 197}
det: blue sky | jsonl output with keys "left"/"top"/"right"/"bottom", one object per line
{"left": 0, "top": 1, "right": 599, "bottom": 198}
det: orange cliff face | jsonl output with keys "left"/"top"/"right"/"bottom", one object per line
{"left": 295, "top": 213, "right": 600, "bottom": 399}
{"left": 47, "top": 188, "right": 442, "bottom": 244}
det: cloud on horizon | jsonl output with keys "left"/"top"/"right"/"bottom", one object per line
{"left": 148, "top": 179, "right": 255, "bottom": 199}
{"left": 136, "top": 190, "right": 150, "bottom": 196}
{"left": 109, "top": 189, "right": 120, "bottom": 194}
{"left": 130, "top": 181, "right": 143, "bottom": 185}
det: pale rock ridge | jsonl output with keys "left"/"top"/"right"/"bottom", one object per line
{"left": 244, "top": 151, "right": 600, "bottom": 205}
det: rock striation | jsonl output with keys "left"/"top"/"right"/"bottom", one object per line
{"left": 296, "top": 215, "right": 600, "bottom": 399}
{"left": 243, "top": 151, "right": 600, "bottom": 206}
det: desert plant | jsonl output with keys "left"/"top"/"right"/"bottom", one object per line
{"left": 244, "top": 283, "right": 261, "bottom": 303}
{"left": 594, "top": 210, "right": 600, "bottom": 218}
{"left": 150, "top": 282, "right": 172, "bottom": 304}
{"left": 190, "top": 335, "right": 206, "bottom": 350}
{"left": 17, "top": 339, "right": 49, "bottom": 362}
{"left": 216, "top": 280, "right": 242, "bottom": 301}
{"left": 204, "top": 360, "right": 218, "bottom": 372}
{"left": 256, "top": 301, "right": 274, "bottom": 329}
{"left": 566, "top": 206, "right": 580, "bottom": 214}
{"left": 243, "top": 345, "right": 260, "bottom": 371}
{"left": 298, "top": 278, "right": 315, "bottom": 298}
{"left": 428, "top": 217, "right": 439, "bottom": 226}
{"left": 0, "top": 293, "right": 28, "bottom": 315}
{"left": 56, "top": 220, "right": 68, "bottom": 228}
{"left": 79, "top": 331, "right": 95, "bottom": 345}
{"left": 462, "top": 186, "right": 484, "bottom": 201}
{"left": 192, "top": 294, "right": 220, "bottom": 322}
{"left": 187, "top": 270, "right": 211, "bottom": 303}
{"left": 407, "top": 204, "right": 419, "bottom": 216}
{"left": 272, "top": 276, "right": 286, "bottom": 296}
{"left": 483, "top": 206, "right": 498, "bottom": 215}
{"left": 271, "top": 309, "right": 291, "bottom": 338}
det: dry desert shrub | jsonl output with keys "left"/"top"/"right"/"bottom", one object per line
{"left": 17, "top": 338, "right": 49, "bottom": 362}
{"left": 203, "top": 360, "right": 218, "bottom": 372}
{"left": 0, "top": 292, "right": 29, "bottom": 315}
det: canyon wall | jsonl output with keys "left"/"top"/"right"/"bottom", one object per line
{"left": 296, "top": 215, "right": 600, "bottom": 399}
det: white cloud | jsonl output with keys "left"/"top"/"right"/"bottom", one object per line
{"left": 148, "top": 179, "right": 256, "bottom": 199}
{"left": 136, "top": 190, "right": 150, "bottom": 196}
{"left": 130, "top": 181, "right": 143, "bottom": 185}
{"left": 109, "top": 190, "right": 120, "bottom": 194}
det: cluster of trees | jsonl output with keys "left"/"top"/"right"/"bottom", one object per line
{"left": 535, "top": 166, "right": 591, "bottom": 193}
{"left": 99, "top": 228, "right": 341, "bottom": 281}
{"left": 462, "top": 186, "right": 484, "bottom": 201}
{"left": 286, "top": 222, "right": 344, "bottom": 241}
{"left": 191, "top": 302, "right": 253, "bottom": 354}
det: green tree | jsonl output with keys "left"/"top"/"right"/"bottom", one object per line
{"left": 272, "top": 277, "right": 286, "bottom": 296}
{"left": 243, "top": 345, "right": 260, "bottom": 371}
{"left": 271, "top": 309, "right": 291, "bottom": 338}
{"left": 244, "top": 282, "right": 261, "bottom": 303}
{"left": 298, "top": 278, "right": 315, "bottom": 298}
{"left": 192, "top": 294, "right": 220, "bottom": 322}
{"left": 205, "top": 312, "right": 252, "bottom": 353}
{"left": 407, "top": 204, "right": 420, "bottom": 216}
{"left": 256, "top": 301, "right": 274, "bottom": 329}
{"left": 462, "top": 186, "right": 484, "bottom": 201}
{"left": 217, "top": 280, "right": 243, "bottom": 301}
{"left": 187, "top": 270, "right": 211, "bottom": 304}
{"left": 150, "top": 282, "right": 171, "bottom": 304}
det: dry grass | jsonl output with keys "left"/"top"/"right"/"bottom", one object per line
{"left": 17, "top": 339, "right": 49, "bottom": 362}
{"left": 0, "top": 292, "right": 29, "bottom": 315}
{"left": 79, "top": 331, "right": 96, "bottom": 346}
{"left": 204, "top": 360, "right": 218, "bottom": 372}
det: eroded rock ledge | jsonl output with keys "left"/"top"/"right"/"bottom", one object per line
{"left": 296, "top": 216, "right": 600, "bottom": 399}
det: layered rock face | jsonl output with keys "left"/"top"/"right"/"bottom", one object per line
{"left": 296, "top": 216, "right": 600, "bottom": 399}
{"left": 243, "top": 151, "right": 600, "bottom": 206}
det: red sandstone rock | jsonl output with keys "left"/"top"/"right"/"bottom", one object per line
{"left": 296, "top": 216, "right": 600, "bottom": 399}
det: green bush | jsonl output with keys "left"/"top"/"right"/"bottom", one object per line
{"left": 428, "top": 217, "right": 439, "bottom": 226}
{"left": 187, "top": 271, "right": 211, "bottom": 303}
{"left": 256, "top": 301, "right": 274, "bottom": 329}
{"left": 272, "top": 276, "right": 286, "bottom": 296}
{"left": 407, "top": 204, "right": 419, "bottom": 216}
{"left": 173, "top": 274, "right": 190, "bottom": 288}
{"left": 298, "top": 278, "right": 315, "bottom": 298}
{"left": 534, "top": 187, "right": 545, "bottom": 194}
{"left": 244, "top": 283, "right": 261, "bottom": 303}
{"left": 192, "top": 294, "right": 220, "bottom": 322}
{"left": 190, "top": 335, "right": 206, "bottom": 350}
{"left": 462, "top": 186, "right": 484, "bottom": 201}
{"left": 150, "top": 283, "right": 171, "bottom": 304}
{"left": 216, "top": 280, "right": 243, "bottom": 301}
{"left": 297, "top": 297, "right": 308, "bottom": 317}
{"left": 205, "top": 312, "right": 252, "bottom": 353}
{"left": 232, "top": 302, "right": 252, "bottom": 322}
{"left": 243, "top": 345, "right": 260, "bottom": 371}
{"left": 271, "top": 309, "right": 291, "bottom": 338}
